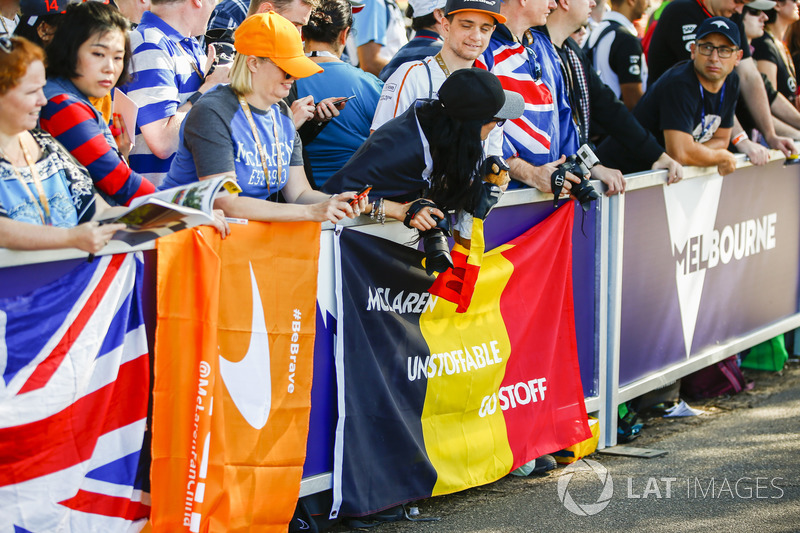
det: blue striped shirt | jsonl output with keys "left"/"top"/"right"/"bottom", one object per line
{"left": 207, "top": 0, "right": 249, "bottom": 31}
{"left": 123, "top": 11, "right": 206, "bottom": 186}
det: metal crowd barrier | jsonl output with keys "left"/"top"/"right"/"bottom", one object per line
{"left": 1, "top": 151, "right": 797, "bottom": 500}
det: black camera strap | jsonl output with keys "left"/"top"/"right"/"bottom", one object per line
{"left": 551, "top": 166, "right": 568, "bottom": 208}
{"left": 403, "top": 198, "right": 439, "bottom": 228}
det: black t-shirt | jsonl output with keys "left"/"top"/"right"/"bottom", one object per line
{"left": 647, "top": 0, "right": 750, "bottom": 84}
{"left": 736, "top": 72, "right": 778, "bottom": 136}
{"left": 752, "top": 32, "right": 797, "bottom": 102}
{"left": 596, "top": 60, "right": 739, "bottom": 173}
{"left": 609, "top": 28, "right": 646, "bottom": 85}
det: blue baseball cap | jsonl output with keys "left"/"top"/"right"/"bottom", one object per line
{"left": 695, "top": 16, "right": 741, "bottom": 47}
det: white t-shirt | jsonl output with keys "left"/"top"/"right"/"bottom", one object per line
{"left": 0, "top": 15, "right": 18, "bottom": 36}
{"left": 371, "top": 56, "right": 446, "bottom": 131}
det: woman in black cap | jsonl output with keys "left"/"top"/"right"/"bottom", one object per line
{"left": 323, "top": 67, "right": 523, "bottom": 232}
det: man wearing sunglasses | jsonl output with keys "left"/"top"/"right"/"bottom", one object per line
{"left": 597, "top": 17, "right": 742, "bottom": 177}
{"left": 647, "top": 0, "right": 797, "bottom": 160}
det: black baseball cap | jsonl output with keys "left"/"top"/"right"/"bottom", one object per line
{"left": 695, "top": 16, "right": 741, "bottom": 47}
{"left": 444, "top": 0, "right": 506, "bottom": 24}
{"left": 438, "top": 68, "right": 524, "bottom": 122}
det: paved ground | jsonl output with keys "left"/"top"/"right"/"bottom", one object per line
{"left": 332, "top": 361, "right": 800, "bottom": 533}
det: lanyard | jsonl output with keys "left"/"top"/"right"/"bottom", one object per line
{"left": 695, "top": 0, "right": 713, "bottom": 18}
{"left": 306, "top": 50, "right": 339, "bottom": 59}
{"left": 765, "top": 29, "right": 797, "bottom": 85}
{"left": 434, "top": 53, "right": 451, "bottom": 77}
{"left": 237, "top": 95, "right": 281, "bottom": 196}
{"left": 698, "top": 81, "right": 726, "bottom": 141}
{"left": 0, "top": 136, "right": 52, "bottom": 225}
{"left": 177, "top": 40, "right": 204, "bottom": 81}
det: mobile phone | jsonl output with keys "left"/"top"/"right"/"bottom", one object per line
{"left": 349, "top": 184, "right": 372, "bottom": 206}
{"left": 332, "top": 95, "right": 357, "bottom": 106}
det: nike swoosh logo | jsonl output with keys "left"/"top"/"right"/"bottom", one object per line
{"left": 219, "top": 262, "right": 272, "bottom": 429}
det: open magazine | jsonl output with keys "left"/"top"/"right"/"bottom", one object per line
{"left": 98, "top": 175, "right": 242, "bottom": 246}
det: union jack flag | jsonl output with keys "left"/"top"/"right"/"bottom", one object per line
{"left": 0, "top": 253, "right": 150, "bottom": 532}
{"left": 477, "top": 26, "right": 579, "bottom": 167}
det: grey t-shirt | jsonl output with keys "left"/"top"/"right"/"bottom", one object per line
{"left": 163, "top": 85, "right": 303, "bottom": 199}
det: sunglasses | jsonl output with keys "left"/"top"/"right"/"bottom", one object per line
{"left": 524, "top": 45, "right": 543, "bottom": 82}
{"left": 263, "top": 57, "right": 293, "bottom": 80}
{"left": 0, "top": 36, "right": 14, "bottom": 54}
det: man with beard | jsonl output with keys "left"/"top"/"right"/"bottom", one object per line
{"left": 647, "top": 0, "right": 796, "bottom": 158}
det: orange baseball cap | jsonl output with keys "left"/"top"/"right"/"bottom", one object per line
{"left": 234, "top": 12, "right": 322, "bottom": 79}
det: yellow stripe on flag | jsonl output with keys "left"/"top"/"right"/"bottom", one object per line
{"left": 419, "top": 243, "right": 515, "bottom": 496}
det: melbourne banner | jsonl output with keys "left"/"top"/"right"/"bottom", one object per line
{"left": 0, "top": 253, "right": 150, "bottom": 531}
{"left": 330, "top": 203, "right": 591, "bottom": 518}
{"left": 153, "top": 222, "right": 320, "bottom": 533}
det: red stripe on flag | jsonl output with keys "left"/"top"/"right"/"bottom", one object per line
{"left": 0, "top": 354, "right": 149, "bottom": 487}
{"left": 498, "top": 76, "right": 554, "bottom": 105}
{"left": 513, "top": 119, "right": 552, "bottom": 151}
{"left": 18, "top": 254, "right": 126, "bottom": 394}
{"left": 498, "top": 203, "right": 591, "bottom": 466}
{"left": 59, "top": 490, "right": 150, "bottom": 521}
{"left": 493, "top": 46, "right": 521, "bottom": 64}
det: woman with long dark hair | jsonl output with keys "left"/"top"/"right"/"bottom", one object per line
{"left": 323, "top": 67, "right": 522, "bottom": 232}
{"left": 39, "top": 1, "right": 156, "bottom": 206}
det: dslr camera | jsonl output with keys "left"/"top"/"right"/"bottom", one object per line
{"left": 421, "top": 214, "right": 454, "bottom": 275}
{"left": 404, "top": 199, "right": 454, "bottom": 275}
{"left": 551, "top": 144, "right": 601, "bottom": 212}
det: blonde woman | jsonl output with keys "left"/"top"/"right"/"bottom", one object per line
{"left": 162, "top": 12, "right": 367, "bottom": 223}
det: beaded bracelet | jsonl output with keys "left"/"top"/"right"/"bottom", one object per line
{"left": 369, "top": 198, "right": 385, "bottom": 225}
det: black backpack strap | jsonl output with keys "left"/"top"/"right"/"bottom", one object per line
{"left": 422, "top": 59, "right": 433, "bottom": 98}
{"left": 587, "top": 20, "right": 622, "bottom": 67}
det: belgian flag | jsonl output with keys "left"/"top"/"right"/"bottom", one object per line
{"left": 331, "top": 203, "right": 591, "bottom": 518}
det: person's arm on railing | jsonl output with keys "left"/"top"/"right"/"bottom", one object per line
{"left": 736, "top": 58, "right": 796, "bottom": 156}
{"left": 0, "top": 214, "right": 125, "bottom": 253}
{"left": 664, "top": 128, "right": 737, "bottom": 175}
{"left": 210, "top": 167, "right": 366, "bottom": 224}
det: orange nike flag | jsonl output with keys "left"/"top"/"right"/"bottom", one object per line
{"left": 152, "top": 222, "right": 321, "bottom": 533}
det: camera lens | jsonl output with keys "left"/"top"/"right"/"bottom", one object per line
{"left": 420, "top": 214, "right": 453, "bottom": 275}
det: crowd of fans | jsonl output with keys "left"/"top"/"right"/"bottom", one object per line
{"left": 1, "top": 0, "right": 800, "bottom": 252}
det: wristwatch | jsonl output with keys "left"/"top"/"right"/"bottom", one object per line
{"left": 187, "top": 91, "right": 203, "bottom": 105}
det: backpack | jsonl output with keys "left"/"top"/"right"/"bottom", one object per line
{"left": 681, "top": 356, "right": 752, "bottom": 399}
{"left": 585, "top": 20, "right": 622, "bottom": 69}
